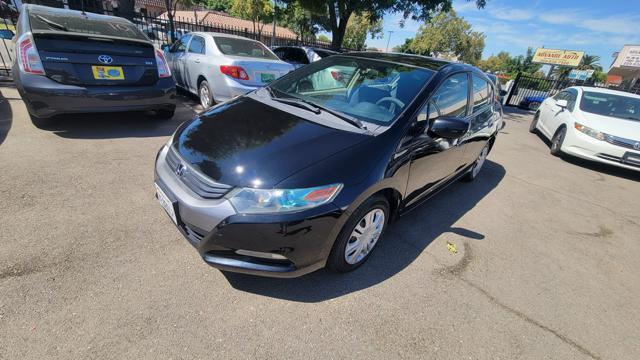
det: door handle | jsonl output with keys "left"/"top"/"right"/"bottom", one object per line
{"left": 194, "top": 59, "right": 200, "bottom": 63}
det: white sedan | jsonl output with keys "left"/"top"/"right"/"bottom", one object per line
{"left": 530, "top": 86, "right": 640, "bottom": 172}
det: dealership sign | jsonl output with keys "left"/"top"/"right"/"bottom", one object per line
{"left": 532, "top": 48, "right": 584, "bottom": 67}
{"left": 568, "top": 69, "right": 594, "bottom": 81}
{"left": 620, "top": 46, "right": 640, "bottom": 68}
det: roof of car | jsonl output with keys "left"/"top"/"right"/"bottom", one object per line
{"left": 192, "top": 31, "right": 261, "bottom": 41}
{"left": 343, "top": 52, "right": 451, "bottom": 71}
{"left": 574, "top": 86, "right": 640, "bottom": 99}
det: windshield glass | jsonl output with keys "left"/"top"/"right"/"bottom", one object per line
{"left": 580, "top": 91, "right": 640, "bottom": 121}
{"left": 213, "top": 36, "right": 278, "bottom": 60}
{"left": 269, "top": 56, "right": 434, "bottom": 125}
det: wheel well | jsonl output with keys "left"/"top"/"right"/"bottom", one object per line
{"left": 553, "top": 124, "right": 567, "bottom": 137}
{"left": 374, "top": 188, "right": 402, "bottom": 222}
{"left": 197, "top": 75, "right": 207, "bottom": 89}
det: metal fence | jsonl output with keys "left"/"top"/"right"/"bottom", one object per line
{"left": 505, "top": 72, "right": 640, "bottom": 109}
{"left": 0, "top": 6, "right": 336, "bottom": 79}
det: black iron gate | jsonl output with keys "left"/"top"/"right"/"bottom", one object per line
{"left": 505, "top": 72, "right": 640, "bottom": 110}
{"left": 0, "top": 14, "right": 16, "bottom": 80}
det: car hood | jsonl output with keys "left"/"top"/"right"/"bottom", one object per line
{"left": 575, "top": 111, "right": 640, "bottom": 139}
{"left": 172, "top": 96, "right": 370, "bottom": 188}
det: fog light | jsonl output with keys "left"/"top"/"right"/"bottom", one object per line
{"left": 235, "top": 249, "right": 287, "bottom": 260}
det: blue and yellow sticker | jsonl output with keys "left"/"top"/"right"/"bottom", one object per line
{"left": 92, "top": 66, "right": 125, "bottom": 80}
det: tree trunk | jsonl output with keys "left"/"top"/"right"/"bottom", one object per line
{"left": 165, "top": 0, "right": 175, "bottom": 43}
{"left": 327, "top": 2, "right": 351, "bottom": 50}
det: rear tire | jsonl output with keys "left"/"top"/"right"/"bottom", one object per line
{"left": 154, "top": 108, "right": 175, "bottom": 120}
{"left": 550, "top": 126, "right": 566, "bottom": 156}
{"left": 327, "top": 195, "right": 390, "bottom": 273}
{"left": 462, "top": 143, "right": 490, "bottom": 182}
{"left": 198, "top": 80, "right": 214, "bottom": 109}
{"left": 529, "top": 112, "right": 540, "bottom": 133}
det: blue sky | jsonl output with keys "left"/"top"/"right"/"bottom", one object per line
{"left": 366, "top": 0, "right": 640, "bottom": 70}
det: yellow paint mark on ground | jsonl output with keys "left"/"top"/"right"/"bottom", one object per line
{"left": 447, "top": 242, "right": 458, "bottom": 254}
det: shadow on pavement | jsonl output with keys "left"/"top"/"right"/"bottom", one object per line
{"left": 223, "top": 160, "right": 506, "bottom": 302}
{"left": 0, "top": 88, "right": 12, "bottom": 145}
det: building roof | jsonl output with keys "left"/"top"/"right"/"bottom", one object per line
{"left": 158, "top": 11, "right": 297, "bottom": 38}
{"left": 135, "top": 0, "right": 166, "bottom": 10}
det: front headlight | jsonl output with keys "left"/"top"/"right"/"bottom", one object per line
{"left": 228, "top": 184, "right": 343, "bottom": 214}
{"left": 574, "top": 122, "right": 605, "bottom": 140}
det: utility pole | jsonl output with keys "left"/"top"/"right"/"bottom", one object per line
{"left": 385, "top": 31, "right": 394, "bottom": 52}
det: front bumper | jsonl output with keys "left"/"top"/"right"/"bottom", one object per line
{"left": 562, "top": 128, "right": 640, "bottom": 172}
{"left": 154, "top": 145, "right": 345, "bottom": 278}
{"left": 15, "top": 71, "right": 176, "bottom": 118}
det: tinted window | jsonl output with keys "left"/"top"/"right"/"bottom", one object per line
{"left": 188, "top": 35, "right": 206, "bottom": 54}
{"left": 213, "top": 37, "right": 278, "bottom": 60}
{"left": 281, "top": 48, "right": 308, "bottom": 64}
{"left": 28, "top": 8, "right": 147, "bottom": 41}
{"left": 314, "top": 49, "right": 336, "bottom": 58}
{"left": 271, "top": 56, "right": 434, "bottom": 125}
{"left": 579, "top": 91, "right": 640, "bottom": 121}
{"left": 472, "top": 75, "right": 490, "bottom": 112}
{"left": 170, "top": 34, "right": 190, "bottom": 53}
{"left": 429, "top": 73, "right": 469, "bottom": 118}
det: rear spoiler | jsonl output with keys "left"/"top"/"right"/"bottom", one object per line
{"left": 31, "top": 30, "right": 154, "bottom": 47}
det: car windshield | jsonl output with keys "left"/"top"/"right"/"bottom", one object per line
{"left": 580, "top": 91, "right": 640, "bottom": 121}
{"left": 269, "top": 56, "right": 434, "bottom": 125}
{"left": 213, "top": 36, "right": 278, "bottom": 60}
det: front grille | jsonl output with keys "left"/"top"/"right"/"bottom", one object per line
{"left": 166, "top": 147, "right": 232, "bottom": 199}
{"left": 604, "top": 134, "right": 640, "bottom": 151}
{"left": 597, "top": 153, "right": 640, "bottom": 168}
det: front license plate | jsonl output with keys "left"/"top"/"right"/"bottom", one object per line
{"left": 155, "top": 183, "right": 177, "bottom": 225}
{"left": 92, "top": 65, "right": 125, "bottom": 80}
{"left": 260, "top": 72, "right": 276, "bottom": 83}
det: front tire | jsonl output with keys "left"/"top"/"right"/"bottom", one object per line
{"left": 529, "top": 112, "right": 540, "bottom": 133}
{"left": 198, "top": 80, "right": 214, "bottom": 109}
{"left": 327, "top": 195, "right": 389, "bottom": 273}
{"left": 550, "top": 126, "right": 566, "bottom": 156}
{"left": 154, "top": 108, "right": 175, "bottom": 120}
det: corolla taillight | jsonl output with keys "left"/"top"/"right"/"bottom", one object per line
{"left": 17, "top": 33, "right": 45, "bottom": 75}
{"left": 220, "top": 65, "right": 249, "bottom": 80}
{"left": 155, "top": 49, "right": 172, "bottom": 78}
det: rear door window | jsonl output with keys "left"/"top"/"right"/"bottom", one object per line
{"left": 188, "top": 35, "right": 205, "bottom": 54}
{"left": 472, "top": 75, "right": 490, "bottom": 112}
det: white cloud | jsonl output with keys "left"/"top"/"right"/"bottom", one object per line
{"left": 488, "top": 7, "right": 535, "bottom": 21}
{"left": 453, "top": 0, "right": 480, "bottom": 13}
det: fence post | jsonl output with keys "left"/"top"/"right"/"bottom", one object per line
{"left": 505, "top": 72, "right": 521, "bottom": 107}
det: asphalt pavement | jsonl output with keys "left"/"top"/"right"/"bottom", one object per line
{"left": 1, "top": 85, "right": 639, "bottom": 360}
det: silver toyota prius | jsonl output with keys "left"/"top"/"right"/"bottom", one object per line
{"left": 163, "top": 32, "right": 294, "bottom": 108}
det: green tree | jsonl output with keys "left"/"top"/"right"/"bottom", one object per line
{"left": 206, "top": 0, "right": 232, "bottom": 12}
{"left": 284, "top": 0, "right": 487, "bottom": 50}
{"left": 393, "top": 38, "right": 415, "bottom": 54}
{"left": 578, "top": 54, "right": 602, "bottom": 71}
{"left": 408, "top": 9, "right": 485, "bottom": 65}
{"left": 342, "top": 13, "right": 383, "bottom": 51}
{"left": 279, "top": 0, "right": 323, "bottom": 42}
{"left": 317, "top": 34, "right": 331, "bottom": 42}
{"left": 477, "top": 51, "right": 511, "bottom": 73}
{"left": 230, "top": 0, "right": 274, "bottom": 36}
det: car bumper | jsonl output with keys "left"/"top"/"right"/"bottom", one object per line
{"left": 154, "top": 145, "right": 345, "bottom": 278}
{"left": 214, "top": 77, "right": 260, "bottom": 103}
{"left": 15, "top": 71, "right": 176, "bottom": 118}
{"left": 562, "top": 128, "right": 640, "bottom": 172}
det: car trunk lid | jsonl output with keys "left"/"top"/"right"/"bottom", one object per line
{"left": 228, "top": 57, "right": 293, "bottom": 87}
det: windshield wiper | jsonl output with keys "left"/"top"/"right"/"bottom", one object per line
{"left": 35, "top": 15, "right": 69, "bottom": 32}
{"left": 266, "top": 87, "right": 363, "bottom": 129}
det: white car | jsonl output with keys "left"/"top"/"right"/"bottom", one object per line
{"left": 530, "top": 86, "right": 640, "bottom": 171}
{"left": 163, "top": 32, "right": 294, "bottom": 108}
{"left": 0, "top": 28, "right": 15, "bottom": 71}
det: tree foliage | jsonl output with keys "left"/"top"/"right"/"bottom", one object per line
{"left": 403, "top": 10, "right": 484, "bottom": 65}
{"left": 230, "top": 0, "right": 274, "bottom": 35}
{"left": 205, "top": 0, "right": 232, "bottom": 12}
{"left": 278, "top": 0, "right": 324, "bottom": 41}
{"left": 342, "top": 13, "right": 383, "bottom": 51}
{"left": 317, "top": 34, "right": 331, "bottom": 42}
{"left": 283, "top": 0, "right": 486, "bottom": 50}
{"left": 477, "top": 48, "right": 541, "bottom": 76}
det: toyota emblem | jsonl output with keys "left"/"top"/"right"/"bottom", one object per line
{"left": 98, "top": 55, "right": 113, "bottom": 64}
{"left": 634, "top": 142, "right": 640, "bottom": 151}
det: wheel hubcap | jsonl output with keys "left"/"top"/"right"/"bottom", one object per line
{"left": 344, "top": 209, "right": 385, "bottom": 265}
{"left": 200, "top": 86, "right": 210, "bottom": 107}
{"left": 472, "top": 146, "right": 489, "bottom": 177}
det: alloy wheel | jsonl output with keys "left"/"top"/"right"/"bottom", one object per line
{"left": 200, "top": 85, "right": 211, "bottom": 108}
{"left": 344, "top": 208, "right": 385, "bottom": 265}
{"left": 472, "top": 145, "right": 489, "bottom": 178}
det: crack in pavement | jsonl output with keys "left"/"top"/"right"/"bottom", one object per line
{"left": 435, "top": 242, "right": 602, "bottom": 360}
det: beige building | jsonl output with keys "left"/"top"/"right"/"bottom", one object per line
{"left": 608, "top": 45, "right": 640, "bottom": 89}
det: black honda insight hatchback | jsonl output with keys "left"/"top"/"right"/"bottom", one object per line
{"left": 155, "top": 52, "right": 502, "bottom": 277}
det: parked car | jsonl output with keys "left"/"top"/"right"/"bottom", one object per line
{"left": 485, "top": 73, "right": 507, "bottom": 102}
{"left": 530, "top": 86, "right": 640, "bottom": 171}
{"left": 12, "top": 5, "right": 176, "bottom": 126}
{"left": 519, "top": 95, "right": 546, "bottom": 110}
{"left": 0, "top": 27, "right": 13, "bottom": 71}
{"left": 154, "top": 52, "right": 502, "bottom": 277}
{"left": 272, "top": 46, "right": 338, "bottom": 68}
{"left": 163, "top": 32, "right": 294, "bottom": 108}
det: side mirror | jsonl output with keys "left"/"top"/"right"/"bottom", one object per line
{"left": 556, "top": 99, "right": 568, "bottom": 108}
{"left": 161, "top": 44, "right": 170, "bottom": 53}
{"left": 429, "top": 117, "right": 469, "bottom": 139}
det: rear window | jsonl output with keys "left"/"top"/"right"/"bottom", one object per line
{"left": 28, "top": 7, "right": 147, "bottom": 41}
{"left": 213, "top": 36, "right": 278, "bottom": 60}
